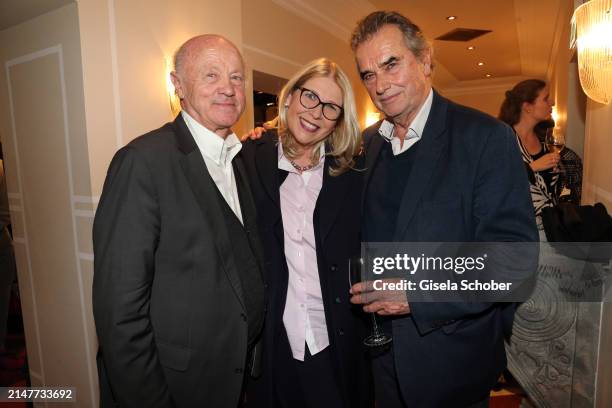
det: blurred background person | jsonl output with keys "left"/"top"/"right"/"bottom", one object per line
{"left": 499, "top": 79, "right": 560, "bottom": 234}
{"left": 241, "top": 58, "right": 372, "bottom": 408}
{"left": 534, "top": 119, "right": 583, "bottom": 204}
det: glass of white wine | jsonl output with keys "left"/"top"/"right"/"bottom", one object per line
{"left": 545, "top": 128, "right": 565, "bottom": 173}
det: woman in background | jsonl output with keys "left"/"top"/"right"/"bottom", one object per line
{"left": 241, "top": 58, "right": 372, "bottom": 408}
{"left": 499, "top": 79, "right": 560, "bottom": 233}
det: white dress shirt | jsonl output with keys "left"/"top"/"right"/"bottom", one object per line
{"left": 182, "top": 111, "right": 243, "bottom": 223}
{"left": 378, "top": 88, "right": 433, "bottom": 155}
{"left": 278, "top": 143, "right": 329, "bottom": 361}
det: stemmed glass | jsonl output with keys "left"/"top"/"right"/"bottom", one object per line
{"left": 545, "top": 128, "right": 565, "bottom": 173}
{"left": 349, "top": 257, "right": 393, "bottom": 347}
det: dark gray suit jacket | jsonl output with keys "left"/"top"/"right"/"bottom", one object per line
{"left": 93, "top": 115, "right": 265, "bottom": 408}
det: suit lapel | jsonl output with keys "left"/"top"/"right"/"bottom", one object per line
{"left": 173, "top": 115, "right": 246, "bottom": 312}
{"left": 393, "top": 91, "right": 448, "bottom": 241}
{"left": 315, "top": 157, "right": 350, "bottom": 246}
{"left": 254, "top": 133, "right": 285, "bottom": 246}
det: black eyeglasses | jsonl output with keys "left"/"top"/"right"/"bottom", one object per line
{"left": 298, "top": 87, "right": 343, "bottom": 121}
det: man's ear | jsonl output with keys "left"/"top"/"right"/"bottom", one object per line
{"left": 420, "top": 49, "right": 433, "bottom": 77}
{"left": 170, "top": 71, "right": 183, "bottom": 99}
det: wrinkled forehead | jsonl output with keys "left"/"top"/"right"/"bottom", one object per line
{"left": 355, "top": 27, "right": 413, "bottom": 68}
{"left": 185, "top": 40, "right": 245, "bottom": 73}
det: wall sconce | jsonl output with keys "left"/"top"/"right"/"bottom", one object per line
{"left": 165, "top": 57, "right": 181, "bottom": 116}
{"left": 573, "top": 0, "right": 612, "bottom": 105}
{"left": 365, "top": 111, "right": 382, "bottom": 127}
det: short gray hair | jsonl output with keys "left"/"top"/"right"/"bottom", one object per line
{"left": 351, "top": 11, "right": 433, "bottom": 68}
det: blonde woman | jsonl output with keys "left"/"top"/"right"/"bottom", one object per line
{"left": 241, "top": 58, "right": 372, "bottom": 408}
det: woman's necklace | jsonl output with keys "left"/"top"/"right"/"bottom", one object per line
{"left": 289, "top": 158, "right": 318, "bottom": 172}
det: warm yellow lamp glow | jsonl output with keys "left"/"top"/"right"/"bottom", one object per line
{"left": 551, "top": 106, "right": 559, "bottom": 123}
{"left": 365, "top": 111, "right": 381, "bottom": 127}
{"left": 573, "top": 0, "right": 612, "bottom": 104}
{"left": 165, "top": 57, "right": 181, "bottom": 116}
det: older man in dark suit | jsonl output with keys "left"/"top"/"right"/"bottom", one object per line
{"left": 349, "top": 11, "right": 538, "bottom": 408}
{"left": 93, "top": 34, "right": 265, "bottom": 408}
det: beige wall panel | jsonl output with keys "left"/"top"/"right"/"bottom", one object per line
{"left": 9, "top": 53, "right": 93, "bottom": 403}
{"left": 80, "top": 261, "right": 98, "bottom": 362}
{"left": 76, "top": 215, "right": 94, "bottom": 255}
{"left": 41, "top": 304, "right": 91, "bottom": 407}
{"left": 0, "top": 4, "right": 91, "bottom": 197}
{"left": 76, "top": 0, "right": 121, "bottom": 197}
{"left": 448, "top": 91, "right": 505, "bottom": 118}
{"left": 8, "top": 208, "right": 24, "bottom": 239}
{"left": 564, "top": 62, "right": 586, "bottom": 158}
{"left": 12, "top": 242, "right": 42, "bottom": 378}
{"left": 583, "top": 101, "right": 612, "bottom": 209}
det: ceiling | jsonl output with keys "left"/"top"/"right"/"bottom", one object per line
{"left": 274, "top": 0, "right": 570, "bottom": 89}
{"left": 1, "top": 0, "right": 570, "bottom": 90}
{"left": 0, "top": 0, "right": 74, "bottom": 31}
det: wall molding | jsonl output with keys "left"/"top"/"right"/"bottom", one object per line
{"left": 6, "top": 44, "right": 96, "bottom": 406}
{"left": 243, "top": 44, "right": 303, "bottom": 69}
{"left": 441, "top": 76, "right": 530, "bottom": 97}
{"left": 57, "top": 44, "right": 97, "bottom": 407}
{"left": 269, "top": 0, "right": 375, "bottom": 45}
{"left": 8, "top": 205, "right": 23, "bottom": 212}
{"left": 584, "top": 183, "right": 612, "bottom": 205}
{"left": 73, "top": 195, "right": 100, "bottom": 204}
{"left": 545, "top": 0, "right": 570, "bottom": 82}
{"left": 108, "top": 0, "right": 122, "bottom": 149}
{"left": 74, "top": 209, "right": 95, "bottom": 218}
{"left": 5, "top": 45, "right": 58, "bottom": 386}
{"left": 270, "top": 0, "right": 351, "bottom": 43}
{"left": 79, "top": 252, "right": 94, "bottom": 262}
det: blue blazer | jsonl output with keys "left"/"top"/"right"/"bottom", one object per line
{"left": 362, "top": 91, "right": 538, "bottom": 407}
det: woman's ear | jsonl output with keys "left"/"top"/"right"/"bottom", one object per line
{"left": 521, "top": 101, "right": 533, "bottom": 115}
{"left": 284, "top": 92, "right": 292, "bottom": 108}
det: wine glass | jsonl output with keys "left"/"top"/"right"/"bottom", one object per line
{"left": 545, "top": 128, "right": 565, "bottom": 173}
{"left": 349, "top": 257, "right": 393, "bottom": 347}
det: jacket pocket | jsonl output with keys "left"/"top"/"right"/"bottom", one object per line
{"left": 157, "top": 340, "right": 191, "bottom": 372}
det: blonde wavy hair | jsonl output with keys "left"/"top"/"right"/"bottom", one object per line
{"left": 277, "top": 58, "right": 361, "bottom": 176}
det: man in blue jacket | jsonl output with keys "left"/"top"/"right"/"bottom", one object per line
{"left": 349, "top": 11, "right": 538, "bottom": 408}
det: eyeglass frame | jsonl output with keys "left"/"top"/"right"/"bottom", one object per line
{"left": 296, "top": 87, "right": 343, "bottom": 121}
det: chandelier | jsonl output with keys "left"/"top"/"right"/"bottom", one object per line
{"left": 573, "top": 0, "right": 612, "bottom": 105}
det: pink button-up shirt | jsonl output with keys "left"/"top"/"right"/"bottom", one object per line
{"left": 279, "top": 143, "right": 328, "bottom": 361}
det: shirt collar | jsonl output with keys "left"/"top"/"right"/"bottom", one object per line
{"left": 277, "top": 141, "right": 326, "bottom": 174}
{"left": 182, "top": 111, "right": 242, "bottom": 166}
{"left": 378, "top": 88, "right": 434, "bottom": 143}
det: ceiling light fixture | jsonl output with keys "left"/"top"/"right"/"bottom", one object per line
{"left": 467, "top": 46, "right": 475, "bottom": 50}
{"left": 477, "top": 62, "right": 485, "bottom": 66}
{"left": 446, "top": 16, "right": 457, "bottom": 21}
{"left": 485, "top": 74, "right": 492, "bottom": 78}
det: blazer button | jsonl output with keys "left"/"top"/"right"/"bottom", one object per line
{"left": 235, "top": 368, "right": 244, "bottom": 374}
{"left": 330, "top": 264, "right": 338, "bottom": 272}
{"left": 240, "top": 313, "right": 247, "bottom": 322}
{"left": 338, "top": 329, "right": 345, "bottom": 336}
{"left": 335, "top": 297, "right": 341, "bottom": 304}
